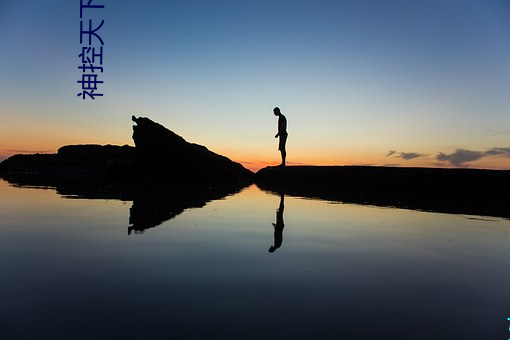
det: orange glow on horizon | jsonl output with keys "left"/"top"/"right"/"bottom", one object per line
{"left": 235, "top": 154, "right": 510, "bottom": 173}
{"left": 2, "top": 145, "right": 510, "bottom": 172}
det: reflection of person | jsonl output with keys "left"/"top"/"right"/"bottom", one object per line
{"left": 273, "top": 107, "right": 287, "bottom": 167}
{"left": 269, "top": 193, "right": 285, "bottom": 253}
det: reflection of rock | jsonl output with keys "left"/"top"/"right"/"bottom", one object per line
{"left": 256, "top": 165, "right": 510, "bottom": 219}
{"left": 0, "top": 116, "right": 253, "bottom": 192}
{"left": 128, "top": 183, "right": 243, "bottom": 235}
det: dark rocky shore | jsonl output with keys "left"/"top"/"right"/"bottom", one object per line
{"left": 256, "top": 165, "right": 510, "bottom": 219}
{"left": 0, "top": 116, "right": 254, "bottom": 234}
{"left": 1, "top": 116, "right": 510, "bottom": 220}
{"left": 0, "top": 116, "right": 252, "bottom": 200}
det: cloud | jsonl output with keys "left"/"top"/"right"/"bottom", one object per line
{"left": 486, "top": 129, "right": 510, "bottom": 136}
{"left": 399, "top": 152, "right": 425, "bottom": 160}
{"left": 436, "top": 149, "right": 483, "bottom": 166}
{"left": 484, "top": 147, "right": 510, "bottom": 156}
{"left": 386, "top": 150, "right": 426, "bottom": 161}
{"left": 436, "top": 148, "right": 510, "bottom": 167}
{"left": 0, "top": 149, "right": 52, "bottom": 164}
{"left": 5, "top": 149, "right": 51, "bottom": 154}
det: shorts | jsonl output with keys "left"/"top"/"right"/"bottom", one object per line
{"left": 278, "top": 133, "right": 288, "bottom": 151}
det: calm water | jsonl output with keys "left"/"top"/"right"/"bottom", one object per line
{"left": 1, "top": 178, "right": 510, "bottom": 339}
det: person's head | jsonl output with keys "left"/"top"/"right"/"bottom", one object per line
{"left": 273, "top": 107, "right": 281, "bottom": 116}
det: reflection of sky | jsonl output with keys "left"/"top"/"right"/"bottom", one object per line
{"left": 2, "top": 180, "right": 510, "bottom": 338}
{"left": 1, "top": 1, "right": 510, "bottom": 170}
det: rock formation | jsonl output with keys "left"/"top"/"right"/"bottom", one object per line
{"left": 256, "top": 165, "right": 510, "bottom": 219}
{"left": 0, "top": 116, "right": 253, "bottom": 195}
{"left": 131, "top": 115, "right": 252, "bottom": 181}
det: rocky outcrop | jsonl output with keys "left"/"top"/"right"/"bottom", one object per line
{"left": 0, "top": 116, "right": 253, "bottom": 195}
{"left": 256, "top": 165, "right": 510, "bottom": 219}
{"left": 0, "top": 145, "right": 137, "bottom": 196}
{"left": 131, "top": 115, "right": 252, "bottom": 181}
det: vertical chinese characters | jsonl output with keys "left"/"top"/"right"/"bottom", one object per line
{"left": 77, "top": 0, "right": 104, "bottom": 100}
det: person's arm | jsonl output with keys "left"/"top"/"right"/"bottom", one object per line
{"left": 275, "top": 120, "right": 283, "bottom": 138}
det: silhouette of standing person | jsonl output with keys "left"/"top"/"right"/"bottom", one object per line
{"left": 269, "top": 193, "right": 285, "bottom": 253}
{"left": 273, "top": 107, "right": 287, "bottom": 167}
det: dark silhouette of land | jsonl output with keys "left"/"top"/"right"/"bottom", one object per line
{"left": 0, "top": 116, "right": 252, "bottom": 194}
{"left": 256, "top": 165, "right": 510, "bottom": 219}
{"left": 131, "top": 115, "right": 252, "bottom": 180}
{"left": 1, "top": 116, "right": 510, "bottom": 220}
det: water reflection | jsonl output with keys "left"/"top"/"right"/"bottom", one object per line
{"left": 128, "top": 183, "right": 245, "bottom": 234}
{"left": 2, "top": 180, "right": 510, "bottom": 339}
{"left": 0, "top": 174, "right": 249, "bottom": 235}
{"left": 126, "top": 183, "right": 247, "bottom": 234}
{"left": 269, "top": 193, "right": 285, "bottom": 253}
{"left": 256, "top": 179, "right": 510, "bottom": 220}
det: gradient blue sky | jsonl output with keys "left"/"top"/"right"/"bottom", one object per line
{"left": 1, "top": 0, "right": 509, "bottom": 171}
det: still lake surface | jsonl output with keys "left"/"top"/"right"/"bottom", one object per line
{"left": 1, "top": 178, "right": 509, "bottom": 339}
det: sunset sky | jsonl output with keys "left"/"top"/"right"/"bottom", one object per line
{"left": 1, "top": 0, "right": 509, "bottom": 171}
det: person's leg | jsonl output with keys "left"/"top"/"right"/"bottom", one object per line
{"left": 280, "top": 135, "right": 287, "bottom": 166}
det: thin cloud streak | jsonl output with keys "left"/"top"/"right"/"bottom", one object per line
{"left": 0, "top": 149, "right": 52, "bottom": 164}
{"left": 436, "top": 148, "right": 510, "bottom": 167}
{"left": 2, "top": 149, "right": 52, "bottom": 154}
{"left": 486, "top": 129, "right": 510, "bottom": 136}
{"left": 400, "top": 152, "right": 426, "bottom": 160}
{"left": 386, "top": 150, "right": 427, "bottom": 161}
